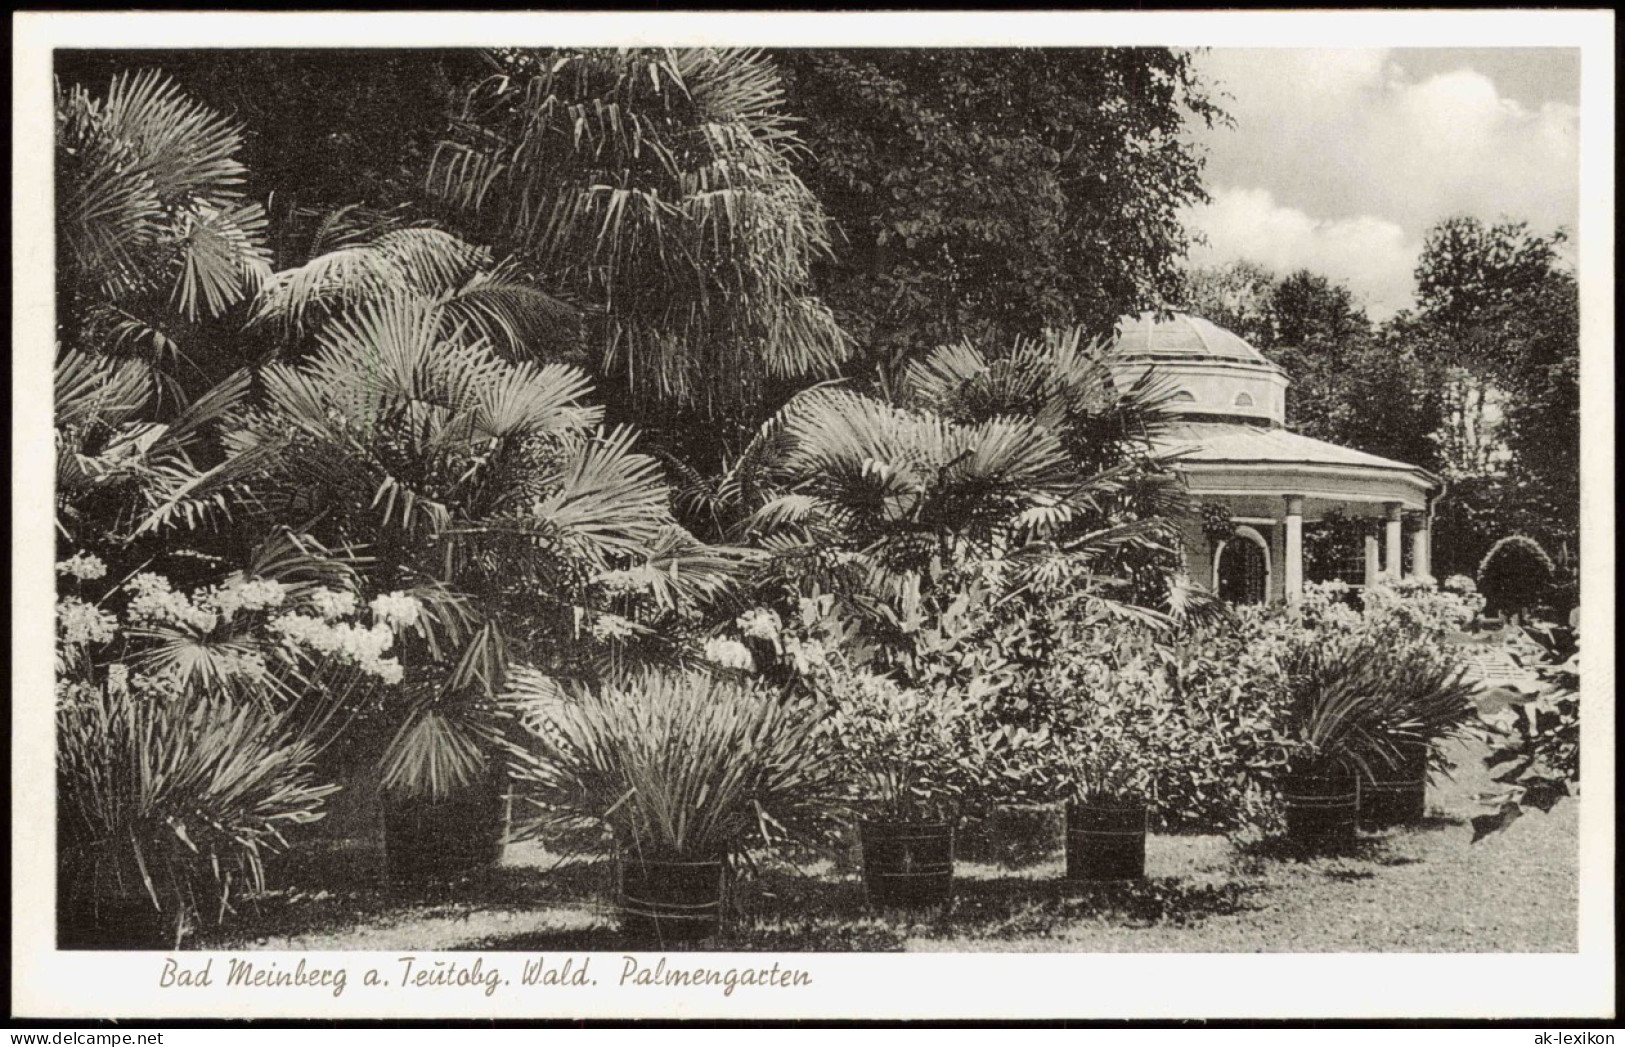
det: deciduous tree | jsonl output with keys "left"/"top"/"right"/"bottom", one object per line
{"left": 772, "top": 48, "right": 1224, "bottom": 382}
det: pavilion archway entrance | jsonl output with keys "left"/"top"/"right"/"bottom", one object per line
{"left": 1215, "top": 527, "right": 1270, "bottom": 606}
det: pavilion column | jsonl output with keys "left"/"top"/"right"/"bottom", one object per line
{"left": 1364, "top": 532, "right": 1381, "bottom": 588}
{"left": 1283, "top": 494, "right": 1305, "bottom": 605}
{"left": 1384, "top": 502, "right": 1405, "bottom": 581}
{"left": 1411, "top": 513, "right": 1432, "bottom": 580}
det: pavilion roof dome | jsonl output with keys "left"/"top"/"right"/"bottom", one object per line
{"left": 1111, "top": 311, "right": 1276, "bottom": 368}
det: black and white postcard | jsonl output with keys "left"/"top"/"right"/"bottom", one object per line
{"left": 11, "top": 9, "right": 1615, "bottom": 1022}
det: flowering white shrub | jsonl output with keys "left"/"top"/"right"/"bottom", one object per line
{"left": 369, "top": 590, "right": 422, "bottom": 631}
{"left": 267, "top": 614, "right": 404, "bottom": 684}
{"left": 1359, "top": 579, "right": 1481, "bottom": 641}
{"left": 56, "top": 596, "right": 118, "bottom": 648}
{"left": 125, "top": 572, "right": 221, "bottom": 633}
{"left": 56, "top": 552, "right": 107, "bottom": 581}
{"left": 594, "top": 565, "right": 661, "bottom": 596}
{"left": 56, "top": 553, "right": 417, "bottom": 691}
{"left": 736, "top": 607, "right": 783, "bottom": 644}
{"left": 589, "top": 612, "right": 638, "bottom": 643}
{"left": 702, "top": 636, "right": 755, "bottom": 671}
{"left": 307, "top": 587, "right": 359, "bottom": 620}
{"left": 204, "top": 578, "right": 288, "bottom": 620}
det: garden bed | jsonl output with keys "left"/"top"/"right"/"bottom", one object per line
{"left": 199, "top": 738, "right": 1576, "bottom": 954}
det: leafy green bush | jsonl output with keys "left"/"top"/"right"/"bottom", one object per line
{"left": 1474, "top": 693, "right": 1578, "bottom": 842}
{"left": 1360, "top": 577, "right": 1482, "bottom": 643}
{"left": 817, "top": 666, "right": 1046, "bottom": 822}
{"left": 765, "top": 564, "right": 1266, "bottom": 830}
{"left": 1156, "top": 612, "right": 1292, "bottom": 832}
{"left": 1477, "top": 535, "right": 1556, "bottom": 619}
{"left": 509, "top": 668, "right": 846, "bottom": 862}
{"left": 1474, "top": 625, "right": 1580, "bottom": 841}
{"left": 1037, "top": 624, "right": 1172, "bottom": 806}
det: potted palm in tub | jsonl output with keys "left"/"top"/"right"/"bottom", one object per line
{"left": 1359, "top": 646, "right": 1480, "bottom": 830}
{"left": 1275, "top": 634, "right": 1413, "bottom": 850}
{"left": 509, "top": 667, "right": 844, "bottom": 943}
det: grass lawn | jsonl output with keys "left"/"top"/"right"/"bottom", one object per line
{"left": 201, "top": 736, "right": 1577, "bottom": 953}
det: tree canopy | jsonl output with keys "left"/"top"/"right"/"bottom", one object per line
{"left": 1177, "top": 213, "right": 1578, "bottom": 581}
{"left": 772, "top": 48, "right": 1225, "bottom": 382}
{"left": 1414, "top": 217, "right": 1579, "bottom": 576}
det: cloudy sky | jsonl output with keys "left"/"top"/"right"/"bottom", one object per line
{"left": 1182, "top": 48, "right": 1580, "bottom": 319}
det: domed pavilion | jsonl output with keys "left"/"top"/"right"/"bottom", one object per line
{"left": 1108, "top": 312, "right": 1442, "bottom": 606}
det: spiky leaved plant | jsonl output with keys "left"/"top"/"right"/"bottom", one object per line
{"left": 57, "top": 674, "right": 337, "bottom": 948}
{"left": 1374, "top": 647, "right": 1480, "bottom": 758}
{"left": 243, "top": 292, "right": 754, "bottom": 818}
{"left": 1276, "top": 629, "right": 1476, "bottom": 783}
{"left": 507, "top": 667, "right": 847, "bottom": 864}
{"left": 1277, "top": 633, "right": 1413, "bottom": 781}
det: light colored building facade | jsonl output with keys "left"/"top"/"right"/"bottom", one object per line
{"left": 1109, "top": 312, "right": 1442, "bottom": 605}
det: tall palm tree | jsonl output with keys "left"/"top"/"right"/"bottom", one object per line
{"left": 424, "top": 48, "right": 849, "bottom": 416}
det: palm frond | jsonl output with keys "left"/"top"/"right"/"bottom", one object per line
{"left": 523, "top": 426, "right": 673, "bottom": 565}
{"left": 378, "top": 703, "right": 497, "bottom": 801}
{"left": 603, "top": 526, "right": 761, "bottom": 614}
{"left": 426, "top": 47, "right": 849, "bottom": 407}
{"left": 58, "top": 70, "right": 268, "bottom": 322}
{"left": 55, "top": 345, "right": 153, "bottom": 430}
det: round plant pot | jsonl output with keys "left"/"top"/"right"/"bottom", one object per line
{"left": 1281, "top": 769, "right": 1360, "bottom": 849}
{"left": 1065, "top": 800, "right": 1148, "bottom": 881}
{"left": 1360, "top": 741, "right": 1429, "bottom": 830}
{"left": 619, "top": 855, "right": 725, "bottom": 943}
{"left": 57, "top": 859, "right": 176, "bottom": 950}
{"left": 58, "top": 893, "right": 174, "bottom": 950}
{"left": 382, "top": 779, "right": 507, "bottom": 884}
{"left": 860, "top": 820, "right": 954, "bottom": 909}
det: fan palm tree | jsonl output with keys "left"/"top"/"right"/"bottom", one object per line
{"left": 54, "top": 344, "right": 282, "bottom": 557}
{"left": 252, "top": 213, "right": 582, "bottom": 364}
{"left": 425, "top": 48, "right": 849, "bottom": 414}
{"left": 242, "top": 291, "right": 754, "bottom": 814}
{"left": 681, "top": 327, "right": 1216, "bottom": 639}
{"left": 55, "top": 69, "right": 292, "bottom": 593}
{"left": 56, "top": 69, "right": 271, "bottom": 388}
{"left": 896, "top": 326, "right": 1221, "bottom": 622}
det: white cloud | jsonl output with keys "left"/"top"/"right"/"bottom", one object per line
{"left": 1183, "top": 48, "right": 1579, "bottom": 317}
{"left": 1192, "top": 50, "right": 1578, "bottom": 235}
{"left": 1184, "top": 188, "right": 1419, "bottom": 318}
